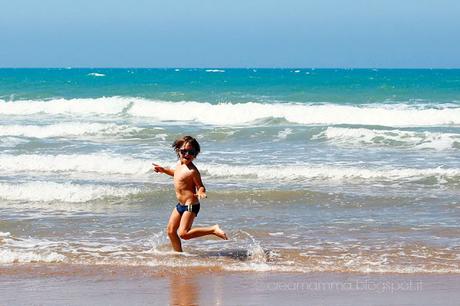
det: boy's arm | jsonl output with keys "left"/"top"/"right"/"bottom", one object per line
{"left": 152, "top": 163, "right": 175, "bottom": 177}
{"left": 193, "top": 170, "right": 207, "bottom": 199}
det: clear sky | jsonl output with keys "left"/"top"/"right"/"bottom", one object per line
{"left": 1, "top": 0, "right": 459, "bottom": 68}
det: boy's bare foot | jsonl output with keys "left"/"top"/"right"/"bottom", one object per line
{"left": 213, "top": 224, "right": 228, "bottom": 240}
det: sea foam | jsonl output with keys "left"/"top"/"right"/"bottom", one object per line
{"left": 201, "top": 164, "right": 460, "bottom": 183}
{"left": 0, "top": 249, "right": 66, "bottom": 264}
{"left": 0, "top": 181, "right": 141, "bottom": 202}
{"left": 0, "top": 122, "right": 142, "bottom": 138}
{"left": 315, "top": 127, "right": 460, "bottom": 150}
{"left": 128, "top": 100, "right": 460, "bottom": 126}
{"left": 0, "top": 154, "right": 151, "bottom": 175}
{"left": 0, "top": 97, "right": 129, "bottom": 115}
{"left": 1, "top": 153, "right": 458, "bottom": 183}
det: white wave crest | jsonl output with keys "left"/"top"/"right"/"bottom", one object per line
{"left": 0, "top": 232, "right": 11, "bottom": 238}
{"left": 0, "top": 154, "right": 151, "bottom": 175}
{"left": 0, "top": 153, "right": 458, "bottom": 184}
{"left": 0, "top": 122, "right": 142, "bottom": 138}
{"left": 0, "top": 136, "right": 28, "bottom": 147}
{"left": 275, "top": 128, "right": 293, "bottom": 141}
{"left": 0, "top": 249, "right": 65, "bottom": 264}
{"left": 201, "top": 164, "right": 460, "bottom": 183}
{"left": 0, "top": 97, "right": 130, "bottom": 115}
{"left": 126, "top": 101, "right": 460, "bottom": 126}
{"left": 315, "top": 127, "right": 460, "bottom": 150}
{"left": 2, "top": 98, "right": 460, "bottom": 126}
{"left": 87, "top": 72, "right": 105, "bottom": 77}
{"left": 0, "top": 181, "right": 141, "bottom": 202}
{"left": 205, "top": 69, "right": 225, "bottom": 73}
{"left": 0, "top": 234, "right": 66, "bottom": 263}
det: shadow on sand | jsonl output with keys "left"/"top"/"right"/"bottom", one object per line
{"left": 194, "top": 248, "right": 271, "bottom": 261}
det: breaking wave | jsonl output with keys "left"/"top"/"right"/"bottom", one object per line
{"left": 2, "top": 98, "right": 460, "bottom": 126}
{"left": 0, "top": 181, "right": 141, "bottom": 202}
{"left": 314, "top": 127, "right": 460, "bottom": 150}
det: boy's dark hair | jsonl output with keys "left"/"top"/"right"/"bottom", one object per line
{"left": 172, "top": 136, "right": 201, "bottom": 158}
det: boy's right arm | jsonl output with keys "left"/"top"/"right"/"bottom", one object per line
{"left": 152, "top": 163, "right": 175, "bottom": 176}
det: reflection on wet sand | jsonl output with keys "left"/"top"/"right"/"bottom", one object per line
{"left": 169, "top": 271, "right": 224, "bottom": 306}
{"left": 170, "top": 273, "right": 199, "bottom": 306}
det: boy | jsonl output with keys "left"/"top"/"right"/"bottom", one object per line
{"left": 153, "top": 135, "right": 227, "bottom": 252}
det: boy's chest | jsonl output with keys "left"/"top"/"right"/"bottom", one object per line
{"left": 174, "top": 168, "right": 193, "bottom": 184}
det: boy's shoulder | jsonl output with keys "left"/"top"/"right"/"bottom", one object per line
{"left": 190, "top": 162, "right": 199, "bottom": 171}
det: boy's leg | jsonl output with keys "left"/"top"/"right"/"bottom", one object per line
{"left": 167, "top": 208, "right": 183, "bottom": 252}
{"left": 177, "top": 212, "right": 228, "bottom": 240}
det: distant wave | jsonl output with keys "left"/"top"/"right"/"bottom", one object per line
{"left": 2, "top": 97, "right": 460, "bottom": 126}
{"left": 129, "top": 100, "right": 460, "bottom": 126}
{"left": 87, "top": 72, "right": 106, "bottom": 77}
{"left": 205, "top": 69, "right": 225, "bottom": 73}
{"left": 122, "top": 99, "right": 445, "bottom": 126}
{"left": 314, "top": 127, "right": 460, "bottom": 150}
{"left": 0, "top": 97, "right": 128, "bottom": 115}
{"left": 0, "top": 122, "right": 143, "bottom": 138}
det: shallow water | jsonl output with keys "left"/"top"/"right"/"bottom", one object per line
{"left": 0, "top": 69, "right": 459, "bottom": 273}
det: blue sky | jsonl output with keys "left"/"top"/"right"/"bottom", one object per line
{"left": 1, "top": 0, "right": 459, "bottom": 68}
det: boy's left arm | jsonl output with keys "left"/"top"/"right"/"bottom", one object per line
{"left": 193, "top": 170, "right": 207, "bottom": 200}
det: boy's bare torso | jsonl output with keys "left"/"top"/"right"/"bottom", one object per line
{"left": 152, "top": 136, "right": 228, "bottom": 250}
{"left": 174, "top": 161, "right": 200, "bottom": 205}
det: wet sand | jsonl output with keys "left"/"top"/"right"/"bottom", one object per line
{"left": 0, "top": 265, "right": 459, "bottom": 305}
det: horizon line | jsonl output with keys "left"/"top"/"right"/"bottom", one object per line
{"left": 1, "top": 67, "right": 460, "bottom": 70}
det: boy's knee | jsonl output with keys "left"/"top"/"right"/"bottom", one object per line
{"left": 167, "top": 226, "right": 177, "bottom": 237}
{"left": 178, "top": 229, "right": 190, "bottom": 240}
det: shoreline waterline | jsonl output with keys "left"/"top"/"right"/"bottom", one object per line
{"left": 1, "top": 265, "right": 459, "bottom": 306}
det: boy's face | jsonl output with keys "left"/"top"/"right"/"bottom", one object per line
{"left": 179, "top": 142, "right": 197, "bottom": 165}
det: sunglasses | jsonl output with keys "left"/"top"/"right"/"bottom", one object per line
{"left": 179, "top": 149, "right": 197, "bottom": 156}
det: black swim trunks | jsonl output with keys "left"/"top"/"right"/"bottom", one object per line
{"left": 176, "top": 203, "right": 200, "bottom": 216}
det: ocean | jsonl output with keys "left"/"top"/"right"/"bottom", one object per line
{"left": 0, "top": 68, "right": 459, "bottom": 274}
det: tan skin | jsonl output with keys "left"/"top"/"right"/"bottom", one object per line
{"left": 153, "top": 142, "right": 227, "bottom": 252}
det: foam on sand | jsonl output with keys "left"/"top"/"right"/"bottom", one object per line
{"left": 0, "top": 249, "right": 65, "bottom": 264}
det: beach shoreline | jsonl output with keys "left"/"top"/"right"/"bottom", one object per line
{"left": 1, "top": 264, "right": 459, "bottom": 305}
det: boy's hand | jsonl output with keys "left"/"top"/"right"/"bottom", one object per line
{"left": 195, "top": 190, "right": 207, "bottom": 200}
{"left": 152, "top": 163, "right": 164, "bottom": 174}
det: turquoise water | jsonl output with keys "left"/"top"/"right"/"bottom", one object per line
{"left": 1, "top": 68, "right": 460, "bottom": 103}
{"left": 0, "top": 69, "right": 459, "bottom": 273}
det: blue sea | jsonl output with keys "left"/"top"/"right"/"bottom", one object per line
{"left": 0, "top": 68, "right": 459, "bottom": 273}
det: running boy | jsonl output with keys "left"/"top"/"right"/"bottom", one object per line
{"left": 152, "top": 135, "right": 227, "bottom": 252}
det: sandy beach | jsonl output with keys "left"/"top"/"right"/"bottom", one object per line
{"left": 0, "top": 265, "right": 459, "bottom": 305}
